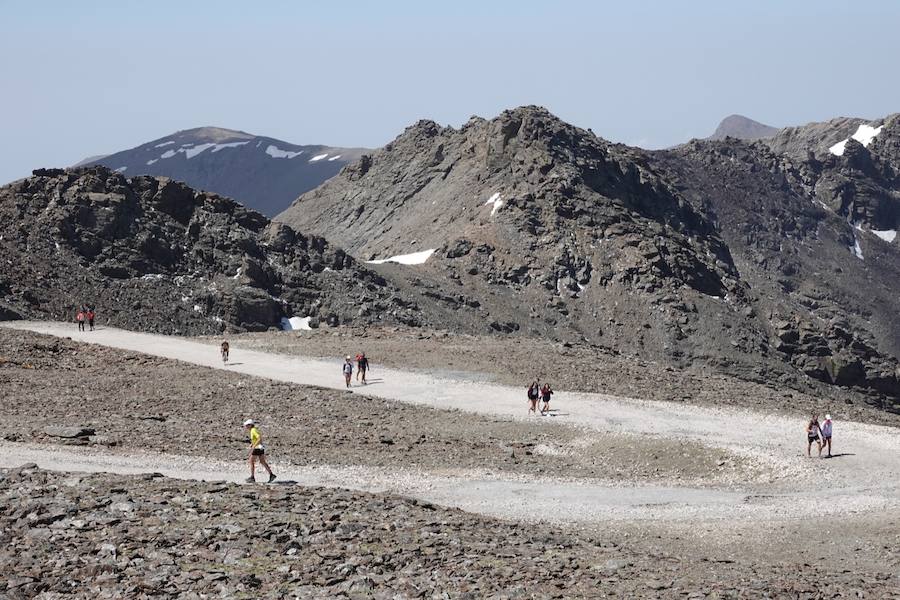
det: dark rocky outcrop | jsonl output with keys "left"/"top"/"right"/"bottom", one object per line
{"left": 0, "top": 166, "right": 427, "bottom": 334}
{"left": 277, "top": 106, "right": 900, "bottom": 407}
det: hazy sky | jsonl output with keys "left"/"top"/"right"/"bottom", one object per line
{"left": 2, "top": 0, "right": 898, "bottom": 184}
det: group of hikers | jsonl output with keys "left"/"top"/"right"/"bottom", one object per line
{"left": 806, "top": 413, "right": 835, "bottom": 458}
{"left": 343, "top": 353, "right": 371, "bottom": 387}
{"left": 236, "top": 349, "right": 371, "bottom": 482}
{"left": 526, "top": 382, "right": 554, "bottom": 415}
{"left": 220, "top": 340, "right": 843, "bottom": 482}
{"left": 74, "top": 306, "right": 96, "bottom": 331}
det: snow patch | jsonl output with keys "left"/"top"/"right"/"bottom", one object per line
{"left": 850, "top": 237, "right": 864, "bottom": 260}
{"left": 484, "top": 192, "right": 504, "bottom": 216}
{"left": 114, "top": 166, "right": 127, "bottom": 173}
{"left": 327, "top": 155, "right": 342, "bottom": 161}
{"left": 265, "top": 145, "right": 304, "bottom": 159}
{"left": 309, "top": 153, "right": 329, "bottom": 162}
{"left": 154, "top": 141, "right": 175, "bottom": 148}
{"left": 281, "top": 316, "right": 312, "bottom": 331}
{"left": 829, "top": 124, "right": 884, "bottom": 156}
{"left": 872, "top": 229, "right": 897, "bottom": 243}
{"left": 366, "top": 249, "right": 436, "bottom": 265}
{"left": 157, "top": 142, "right": 248, "bottom": 161}
{"left": 211, "top": 141, "right": 250, "bottom": 152}
{"left": 146, "top": 159, "right": 158, "bottom": 165}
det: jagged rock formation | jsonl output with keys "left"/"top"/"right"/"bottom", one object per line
{"left": 279, "top": 106, "right": 900, "bottom": 407}
{"left": 83, "top": 127, "right": 368, "bottom": 216}
{"left": 708, "top": 115, "right": 778, "bottom": 141}
{"left": 0, "top": 167, "right": 427, "bottom": 334}
{"left": 656, "top": 133, "right": 900, "bottom": 402}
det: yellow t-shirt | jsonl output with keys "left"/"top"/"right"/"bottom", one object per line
{"left": 249, "top": 426, "right": 261, "bottom": 447}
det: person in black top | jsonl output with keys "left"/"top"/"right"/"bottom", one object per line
{"left": 356, "top": 353, "right": 370, "bottom": 385}
{"left": 540, "top": 383, "right": 553, "bottom": 415}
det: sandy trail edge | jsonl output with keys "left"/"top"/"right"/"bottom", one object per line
{"left": 0, "top": 442, "right": 890, "bottom": 525}
{"left": 2, "top": 321, "right": 898, "bottom": 523}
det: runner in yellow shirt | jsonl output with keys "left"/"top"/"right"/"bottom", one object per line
{"left": 243, "top": 419, "right": 276, "bottom": 483}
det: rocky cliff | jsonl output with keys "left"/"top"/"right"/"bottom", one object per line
{"left": 278, "top": 106, "right": 900, "bottom": 407}
{"left": 0, "top": 167, "right": 427, "bottom": 334}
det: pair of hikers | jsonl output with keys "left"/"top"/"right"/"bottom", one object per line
{"left": 75, "top": 306, "right": 96, "bottom": 331}
{"left": 527, "top": 382, "right": 554, "bottom": 415}
{"left": 342, "top": 353, "right": 370, "bottom": 387}
{"left": 806, "top": 414, "right": 834, "bottom": 458}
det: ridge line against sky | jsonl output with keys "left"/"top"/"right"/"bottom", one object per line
{"left": 1, "top": 0, "right": 898, "bottom": 184}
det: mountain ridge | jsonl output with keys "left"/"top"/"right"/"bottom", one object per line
{"left": 84, "top": 127, "right": 369, "bottom": 216}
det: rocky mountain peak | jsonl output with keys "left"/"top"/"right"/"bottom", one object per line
{"left": 708, "top": 114, "right": 778, "bottom": 141}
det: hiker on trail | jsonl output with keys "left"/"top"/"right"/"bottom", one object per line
{"left": 540, "top": 383, "right": 553, "bottom": 415}
{"left": 806, "top": 414, "right": 822, "bottom": 458}
{"left": 821, "top": 414, "right": 833, "bottom": 458}
{"left": 221, "top": 341, "right": 230, "bottom": 364}
{"left": 356, "top": 352, "right": 370, "bottom": 385}
{"left": 243, "top": 419, "right": 276, "bottom": 483}
{"left": 342, "top": 356, "right": 353, "bottom": 388}
{"left": 76, "top": 309, "right": 85, "bottom": 332}
{"left": 527, "top": 381, "right": 539, "bottom": 415}
{"left": 87, "top": 307, "right": 95, "bottom": 331}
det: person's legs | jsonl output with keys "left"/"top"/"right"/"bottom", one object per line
{"left": 817, "top": 439, "right": 822, "bottom": 457}
{"left": 807, "top": 439, "right": 812, "bottom": 457}
{"left": 249, "top": 455, "right": 257, "bottom": 480}
{"left": 361, "top": 368, "right": 367, "bottom": 384}
{"left": 259, "top": 455, "right": 273, "bottom": 476}
{"left": 825, "top": 437, "right": 832, "bottom": 457}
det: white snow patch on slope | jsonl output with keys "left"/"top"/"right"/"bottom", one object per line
{"left": 327, "top": 155, "right": 341, "bottom": 161}
{"left": 281, "top": 316, "right": 312, "bottom": 331}
{"left": 872, "top": 229, "right": 897, "bottom": 243}
{"left": 309, "top": 153, "right": 328, "bottom": 162}
{"left": 114, "top": 166, "right": 127, "bottom": 173}
{"left": 850, "top": 236, "right": 864, "bottom": 260}
{"left": 154, "top": 141, "right": 175, "bottom": 148}
{"left": 265, "top": 145, "right": 303, "bottom": 159}
{"left": 366, "top": 249, "right": 436, "bottom": 265}
{"left": 211, "top": 141, "right": 250, "bottom": 152}
{"left": 484, "top": 192, "right": 504, "bottom": 216}
{"left": 157, "top": 142, "right": 248, "bottom": 160}
{"left": 146, "top": 159, "right": 158, "bottom": 165}
{"left": 183, "top": 143, "right": 216, "bottom": 159}
{"left": 829, "top": 124, "right": 884, "bottom": 156}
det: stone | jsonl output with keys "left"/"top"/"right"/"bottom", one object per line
{"left": 43, "top": 426, "right": 95, "bottom": 439}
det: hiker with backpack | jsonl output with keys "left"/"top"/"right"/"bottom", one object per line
{"left": 342, "top": 356, "right": 353, "bottom": 388}
{"left": 356, "top": 352, "right": 370, "bottom": 384}
{"left": 76, "top": 308, "right": 86, "bottom": 331}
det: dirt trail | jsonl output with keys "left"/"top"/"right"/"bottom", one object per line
{"left": 3, "top": 321, "right": 899, "bottom": 524}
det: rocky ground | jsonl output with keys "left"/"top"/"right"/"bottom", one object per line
{"left": 0, "top": 328, "right": 752, "bottom": 485}
{"left": 209, "top": 327, "right": 900, "bottom": 428}
{"left": 2, "top": 466, "right": 897, "bottom": 599}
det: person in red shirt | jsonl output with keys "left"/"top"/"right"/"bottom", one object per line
{"left": 87, "top": 308, "right": 96, "bottom": 331}
{"left": 76, "top": 309, "right": 85, "bottom": 332}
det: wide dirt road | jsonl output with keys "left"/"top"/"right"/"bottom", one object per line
{"left": 3, "top": 320, "right": 899, "bottom": 525}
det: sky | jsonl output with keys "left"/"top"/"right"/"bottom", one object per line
{"left": 1, "top": 0, "right": 898, "bottom": 184}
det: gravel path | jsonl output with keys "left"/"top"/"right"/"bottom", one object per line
{"left": 4, "top": 320, "right": 899, "bottom": 524}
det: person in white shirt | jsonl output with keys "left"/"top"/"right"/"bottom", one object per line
{"left": 821, "top": 414, "right": 833, "bottom": 458}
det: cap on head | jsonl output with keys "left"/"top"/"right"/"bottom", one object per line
{"left": 346, "top": 356, "right": 351, "bottom": 360}
{"left": 825, "top": 414, "right": 831, "bottom": 421}
{"left": 243, "top": 419, "right": 254, "bottom": 427}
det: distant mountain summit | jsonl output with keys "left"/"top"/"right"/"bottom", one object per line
{"left": 708, "top": 115, "right": 779, "bottom": 141}
{"left": 84, "top": 127, "right": 368, "bottom": 216}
